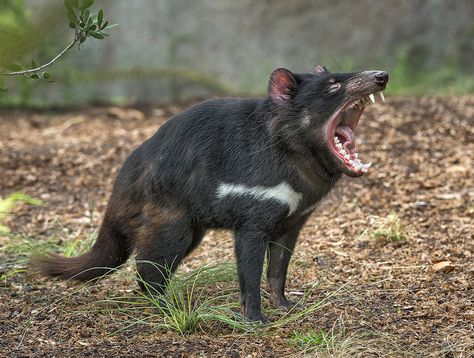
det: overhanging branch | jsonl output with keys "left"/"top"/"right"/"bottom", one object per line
{"left": 2, "top": 37, "right": 78, "bottom": 77}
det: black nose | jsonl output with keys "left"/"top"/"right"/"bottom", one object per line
{"left": 374, "top": 71, "right": 389, "bottom": 86}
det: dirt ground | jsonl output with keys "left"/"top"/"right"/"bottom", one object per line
{"left": 0, "top": 96, "right": 473, "bottom": 357}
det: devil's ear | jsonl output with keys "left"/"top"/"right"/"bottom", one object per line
{"left": 314, "top": 65, "right": 330, "bottom": 74}
{"left": 268, "top": 68, "right": 297, "bottom": 104}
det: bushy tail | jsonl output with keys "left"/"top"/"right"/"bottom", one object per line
{"left": 32, "top": 216, "right": 131, "bottom": 282}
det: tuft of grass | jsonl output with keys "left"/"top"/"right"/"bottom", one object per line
{"left": 290, "top": 327, "right": 340, "bottom": 354}
{"left": 0, "top": 229, "right": 97, "bottom": 283}
{"left": 0, "top": 192, "right": 42, "bottom": 233}
{"left": 62, "top": 230, "right": 96, "bottom": 257}
{"left": 289, "top": 325, "right": 412, "bottom": 358}
{"left": 102, "top": 261, "right": 257, "bottom": 336}
{"left": 370, "top": 212, "right": 407, "bottom": 242}
{"left": 0, "top": 233, "right": 56, "bottom": 283}
{"left": 99, "top": 261, "right": 343, "bottom": 337}
{"left": 1, "top": 231, "right": 96, "bottom": 262}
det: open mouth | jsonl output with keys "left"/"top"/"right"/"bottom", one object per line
{"left": 326, "top": 91, "right": 385, "bottom": 176}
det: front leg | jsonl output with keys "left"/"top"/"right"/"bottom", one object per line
{"left": 234, "top": 228, "right": 269, "bottom": 322}
{"left": 266, "top": 222, "right": 305, "bottom": 310}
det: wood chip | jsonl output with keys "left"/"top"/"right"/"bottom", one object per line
{"left": 431, "top": 260, "right": 455, "bottom": 273}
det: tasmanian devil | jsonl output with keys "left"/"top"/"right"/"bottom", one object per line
{"left": 34, "top": 65, "right": 388, "bottom": 322}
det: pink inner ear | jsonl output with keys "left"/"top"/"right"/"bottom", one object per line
{"left": 314, "top": 65, "right": 327, "bottom": 74}
{"left": 269, "top": 69, "right": 296, "bottom": 103}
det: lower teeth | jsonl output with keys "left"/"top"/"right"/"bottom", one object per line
{"left": 334, "top": 137, "right": 371, "bottom": 172}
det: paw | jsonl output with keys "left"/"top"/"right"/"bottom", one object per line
{"left": 270, "top": 296, "right": 302, "bottom": 311}
{"left": 242, "top": 308, "right": 270, "bottom": 323}
{"left": 247, "top": 313, "right": 270, "bottom": 323}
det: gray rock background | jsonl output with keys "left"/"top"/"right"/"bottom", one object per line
{"left": 15, "top": 0, "right": 474, "bottom": 104}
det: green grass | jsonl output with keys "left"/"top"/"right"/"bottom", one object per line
{"left": 290, "top": 327, "right": 341, "bottom": 354}
{"left": 0, "top": 191, "right": 95, "bottom": 274}
{"left": 289, "top": 325, "right": 411, "bottom": 358}
{"left": 0, "top": 191, "right": 42, "bottom": 233}
{"left": 101, "top": 261, "right": 256, "bottom": 336}
{"left": 0, "top": 227, "right": 96, "bottom": 283}
{"left": 0, "top": 232, "right": 95, "bottom": 283}
{"left": 371, "top": 212, "right": 407, "bottom": 242}
{"left": 386, "top": 48, "right": 474, "bottom": 96}
{"left": 97, "top": 261, "right": 344, "bottom": 337}
{"left": 62, "top": 230, "right": 96, "bottom": 257}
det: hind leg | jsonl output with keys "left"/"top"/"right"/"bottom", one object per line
{"left": 134, "top": 205, "right": 199, "bottom": 294}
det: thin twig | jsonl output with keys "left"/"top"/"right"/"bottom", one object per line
{"left": 2, "top": 37, "right": 78, "bottom": 77}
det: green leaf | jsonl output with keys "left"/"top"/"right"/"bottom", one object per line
{"left": 97, "top": 9, "right": 103, "bottom": 26}
{"left": 31, "top": 60, "right": 37, "bottom": 69}
{"left": 84, "top": 9, "right": 90, "bottom": 22}
{"left": 64, "top": 1, "right": 77, "bottom": 22}
{"left": 104, "top": 23, "right": 118, "bottom": 30}
{"left": 30, "top": 74, "right": 39, "bottom": 79}
{"left": 82, "top": 0, "right": 94, "bottom": 10}
{"left": 69, "top": 21, "right": 76, "bottom": 29}
{"left": 99, "top": 20, "right": 108, "bottom": 30}
{"left": 64, "top": 0, "right": 74, "bottom": 14}
{"left": 43, "top": 73, "right": 51, "bottom": 80}
{"left": 4, "top": 63, "right": 23, "bottom": 71}
{"left": 89, "top": 32, "right": 104, "bottom": 39}
{"left": 67, "top": 11, "right": 77, "bottom": 24}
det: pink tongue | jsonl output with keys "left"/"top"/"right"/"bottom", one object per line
{"left": 335, "top": 126, "right": 355, "bottom": 150}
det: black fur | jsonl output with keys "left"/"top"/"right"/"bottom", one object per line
{"left": 34, "top": 66, "right": 388, "bottom": 322}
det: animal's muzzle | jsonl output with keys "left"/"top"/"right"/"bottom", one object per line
{"left": 373, "top": 71, "right": 389, "bottom": 87}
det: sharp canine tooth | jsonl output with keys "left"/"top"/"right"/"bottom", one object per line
{"left": 369, "top": 93, "right": 375, "bottom": 103}
{"left": 379, "top": 92, "right": 385, "bottom": 102}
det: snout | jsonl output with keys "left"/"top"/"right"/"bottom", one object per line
{"left": 373, "top": 71, "right": 389, "bottom": 88}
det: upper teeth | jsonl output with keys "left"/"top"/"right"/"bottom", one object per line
{"left": 378, "top": 92, "right": 385, "bottom": 102}
{"left": 366, "top": 91, "right": 385, "bottom": 104}
{"left": 347, "top": 91, "right": 385, "bottom": 109}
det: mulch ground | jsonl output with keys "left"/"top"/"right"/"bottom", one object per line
{"left": 0, "top": 96, "right": 473, "bottom": 357}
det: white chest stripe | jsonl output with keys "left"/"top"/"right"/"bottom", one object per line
{"left": 216, "top": 182, "right": 302, "bottom": 216}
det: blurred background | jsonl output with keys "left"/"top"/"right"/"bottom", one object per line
{"left": 1, "top": 0, "right": 473, "bottom": 107}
